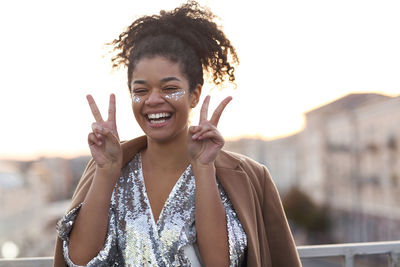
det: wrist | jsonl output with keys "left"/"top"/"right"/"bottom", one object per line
{"left": 191, "top": 161, "right": 215, "bottom": 175}
{"left": 96, "top": 162, "right": 121, "bottom": 177}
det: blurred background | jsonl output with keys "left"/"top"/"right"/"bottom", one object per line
{"left": 0, "top": 0, "right": 399, "bottom": 265}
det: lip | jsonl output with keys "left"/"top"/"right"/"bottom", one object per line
{"left": 147, "top": 118, "right": 171, "bottom": 128}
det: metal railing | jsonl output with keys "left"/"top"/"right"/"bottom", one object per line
{"left": 298, "top": 241, "right": 400, "bottom": 267}
{"left": 0, "top": 241, "right": 399, "bottom": 267}
{"left": 0, "top": 257, "right": 52, "bottom": 267}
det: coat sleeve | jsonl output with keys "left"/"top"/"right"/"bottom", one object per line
{"left": 53, "top": 159, "right": 98, "bottom": 267}
{"left": 53, "top": 158, "right": 123, "bottom": 266}
{"left": 56, "top": 202, "right": 121, "bottom": 267}
{"left": 261, "top": 166, "right": 302, "bottom": 267}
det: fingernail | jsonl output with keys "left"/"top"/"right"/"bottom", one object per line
{"left": 98, "top": 141, "right": 102, "bottom": 145}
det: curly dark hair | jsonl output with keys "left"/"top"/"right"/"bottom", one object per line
{"left": 109, "top": 0, "right": 239, "bottom": 92}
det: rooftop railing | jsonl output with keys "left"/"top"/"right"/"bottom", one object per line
{"left": 0, "top": 241, "right": 399, "bottom": 267}
{"left": 299, "top": 240, "right": 400, "bottom": 267}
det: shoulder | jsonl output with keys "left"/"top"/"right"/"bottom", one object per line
{"left": 218, "top": 149, "right": 267, "bottom": 176}
{"left": 217, "top": 149, "right": 271, "bottom": 195}
{"left": 67, "top": 158, "right": 97, "bottom": 211}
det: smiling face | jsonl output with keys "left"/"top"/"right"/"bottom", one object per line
{"left": 130, "top": 56, "right": 201, "bottom": 143}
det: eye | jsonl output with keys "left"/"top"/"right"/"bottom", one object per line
{"left": 163, "top": 86, "right": 179, "bottom": 92}
{"left": 132, "top": 88, "right": 148, "bottom": 95}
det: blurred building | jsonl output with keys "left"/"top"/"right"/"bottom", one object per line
{"left": 225, "top": 135, "right": 301, "bottom": 194}
{"left": 0, "top": 156, "right": 89, "bottom": 258}
{"left": 226, "top": 93, "right": 400, "bottom": 243}
{"left": 28, "top": 157, "right": 74, "bottom": 202}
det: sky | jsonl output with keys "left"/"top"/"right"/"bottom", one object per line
{"left": 0, "top": 0, "right": 399, "bottom": 159}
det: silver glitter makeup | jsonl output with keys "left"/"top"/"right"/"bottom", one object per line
{"left": 164, "top": 88, "right": 186, "bottom": 101}
{"left": 132, "top": 94, "right": 142, "bottom": 103}
{"left": 57, "top": 153, "right": 247, "bottom": 266}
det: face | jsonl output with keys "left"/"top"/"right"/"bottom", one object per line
{"left": 130, "top": 56, "right": 201, "bottom": 143}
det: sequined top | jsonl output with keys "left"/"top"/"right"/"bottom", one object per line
{"left": 57, "top": 153, "right": 247, "bottom": 266}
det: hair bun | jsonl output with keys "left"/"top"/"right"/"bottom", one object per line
{"left": 110, "top": 0, "right": 239, "bottom": 90}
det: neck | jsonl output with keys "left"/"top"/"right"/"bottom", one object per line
{"left": 142, "top": 129, "right": 190, "bottom": 171}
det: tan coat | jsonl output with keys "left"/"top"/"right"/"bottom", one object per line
{"left": 53, "top": 136, "right": 301, "bottom": 267}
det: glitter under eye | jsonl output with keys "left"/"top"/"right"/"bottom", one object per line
{"left": 164, "top": 88, "right": 186, "bottom": 101}
{"left": 132, "top": 95, "right": 142, "bottom": 103}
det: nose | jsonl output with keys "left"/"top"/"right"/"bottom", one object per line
{"left": 145, "top": 89, "right": 165, "bottom": 106}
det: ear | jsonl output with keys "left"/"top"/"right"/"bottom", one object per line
{"left": 190, "top": 84, "right": 202, "bottom": 108}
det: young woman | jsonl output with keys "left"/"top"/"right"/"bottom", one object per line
{"left": 54, "top": 1, "right": 301, "bottom": 266}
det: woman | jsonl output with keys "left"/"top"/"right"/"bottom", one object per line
{"left": 54, "top": 1, "right": 301, "bottom": 266}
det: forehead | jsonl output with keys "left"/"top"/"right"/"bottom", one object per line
{"left": 131, "top": 56, "right": 185, "bottom": 81}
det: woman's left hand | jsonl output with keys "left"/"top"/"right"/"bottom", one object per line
{"left": 188, "top": 95, "right": 232, "bottom": 166}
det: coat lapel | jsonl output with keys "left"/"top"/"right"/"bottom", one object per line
{"left": 121, "top": 135, "right": 147, "bottom": 167}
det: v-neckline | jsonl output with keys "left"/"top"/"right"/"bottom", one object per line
{"left": 138, "top": 153, "right": 192, "bottom": 226}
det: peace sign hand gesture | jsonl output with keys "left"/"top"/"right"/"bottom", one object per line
{"left": 87, "top": 94, "right": 122, "bottom": 169}
{"left": 188, "top": 95, "right": 232, "bottom": 166}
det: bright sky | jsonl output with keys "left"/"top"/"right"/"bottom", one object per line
{"left": 1, "top": 0, "right": 399, "bottom": 159}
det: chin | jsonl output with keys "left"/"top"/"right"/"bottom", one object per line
{"left": 144, "top": 128, "right": 188, "bottom": 144}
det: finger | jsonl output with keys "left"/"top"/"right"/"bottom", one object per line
{"left": 108, "top": 94, "right": 116, "bottom": 123}
{"left": 88, "top": 132, "right": 102, "bottom": 146}
{"left": 86, "top": 94, "right": 104, "bottom": 122}
{"left": 210, "top": 96, "right": 232, "bottom": 126}
{"left": 91, "top": 123, "right": 103, "bottom": 138}
{"left": 189, "top": 125, "right": 202, "bottom": 134}
{"left": 197, "top": 130, "right": 224, "bottom": 145}
{"left": 102, "top": 127, "right": 120, "bottom": 145}
{"left": 192, "top": 129, "right": 211, "bottom": 140}
{"left": 199, "top": 95, "right": 210, "bottom": 123}
{"left": 192, "top": 124, "right": 214, "bottom": 139}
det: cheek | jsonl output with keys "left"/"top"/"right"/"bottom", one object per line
{"left": 131, "top": 102, "right": 142, "bottom": 120}
{"left": 164, "top": 89, "right": 186, "bottom": 101}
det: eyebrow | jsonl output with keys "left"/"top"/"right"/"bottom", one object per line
{"left": 132, "top": 77, "right": 181, "bottom": 85}
{"left": 132, "top": 80, "right": 146, "bottom": 85}
{"left": 161, "top": 77, "right": 181, "bottom": 83}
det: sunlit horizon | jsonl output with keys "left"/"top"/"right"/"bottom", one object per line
{"left": 1, "top": 0, "right": 399, "bottom": 160}
{"left": 2, "top": 90, "right": 398, "bottom": 161}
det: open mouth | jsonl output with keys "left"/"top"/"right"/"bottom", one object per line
{"left": 146, "top": 112, "right": 172, "bottom": 124}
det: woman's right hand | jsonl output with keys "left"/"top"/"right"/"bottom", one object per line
{"left": 87, "top": 94, "right": 122, "bottom": 169}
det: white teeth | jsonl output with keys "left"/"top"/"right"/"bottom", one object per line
{"left": 150, "top": 119, "right": 166, "bottom": 124}
{"left": 147, "top": 112, "right": 171, "bottom": 119}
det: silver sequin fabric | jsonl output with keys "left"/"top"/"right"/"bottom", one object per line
{"left": 57, "top": 153, "right": 247, "bottom": 266}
